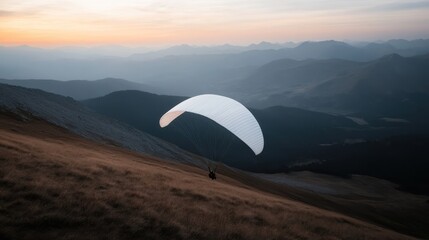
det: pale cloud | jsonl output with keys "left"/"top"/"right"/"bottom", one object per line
{"left": 0, "top": 10, "right": 14, "bottom": 17}
{"left": 365, "top": 1, "right": 429, "bottom": 12}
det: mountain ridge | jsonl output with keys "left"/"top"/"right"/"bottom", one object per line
{"left": 0, "top": 83, "right": 198, "bottom": 166}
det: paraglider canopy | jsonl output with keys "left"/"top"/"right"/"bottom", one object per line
{"left": 159, "top": 94, "right": 264, "bottom": 155}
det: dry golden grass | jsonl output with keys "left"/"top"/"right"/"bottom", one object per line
{"left": 0, "top": 113, "right": 419, "bottom": 240}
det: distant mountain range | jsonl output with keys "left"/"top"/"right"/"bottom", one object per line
{"left": 0, "top": 41, "right": 298, "bottom": 60}
{"left": 128, "top": 41, "right": 298, "bottom": 60}
{"left": 1, "top": 39, "right": 429, "bottom": 96}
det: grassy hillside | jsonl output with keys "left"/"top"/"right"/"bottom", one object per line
{"left": 0, "top": 112, "right": 420, "bottom": 240}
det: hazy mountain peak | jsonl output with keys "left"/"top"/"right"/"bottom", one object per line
{"left": 252, "top": 41, "right": 272, "bottom": 47}
{"left": 170, "top": 44, "right": 193, "bottom": 49}
{"left": 93, "top": 77, "right": 134, "bottom": 83}
{"left": 379, "top": 53, "right": 403, "bottom": 61}
{"left": 297, "top": 40, "right": 350, "bottom": 48}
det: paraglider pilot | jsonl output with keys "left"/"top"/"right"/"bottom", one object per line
{"left": 159, "top": 94, "right": 265, "bottom": 181}
{"left": 208, "top": 167, "right": 216, "bottom": 180}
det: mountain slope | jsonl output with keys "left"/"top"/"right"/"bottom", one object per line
{"left": 0, "top": 83, "right": 196, "bottom": 165}
{"left": 295, "top": 54, "right": 429, "bottom": 118}
{"left": 234, "top": 58, "right": 361, "bottom": 99}
{"left": 308, "top": 54, "right": 429, "bottom": 96}
{"left": 0, "top": 111, "right": 424, "bottom": 240}
{"left": 0, "top": 78, "right": 155, "bottom": 100}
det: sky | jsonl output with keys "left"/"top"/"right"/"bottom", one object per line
{"left": 1, "top": 0, "right": 429, "bottom": 46}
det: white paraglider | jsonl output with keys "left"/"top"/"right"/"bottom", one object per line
{"left": 159, "top": 94, "right": 264, "bottom": 155}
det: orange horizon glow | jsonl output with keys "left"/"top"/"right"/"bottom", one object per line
{"left": 1, "top": 1, "right": 429, "bottom": 47}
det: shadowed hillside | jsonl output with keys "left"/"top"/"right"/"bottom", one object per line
{"left": 288, "top": 135, "right": 429, "bottom": 195}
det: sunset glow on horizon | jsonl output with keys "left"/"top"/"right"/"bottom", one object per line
{"left": 1, "top": 0, "right": 429, "bottom": 46}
